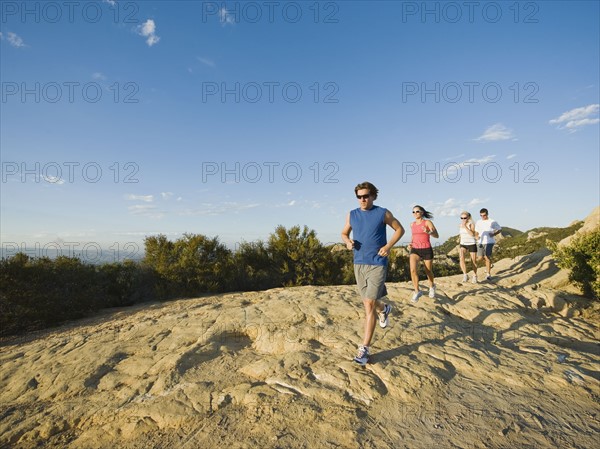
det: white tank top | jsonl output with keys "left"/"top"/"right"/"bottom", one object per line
{"left": 459, "top": 224, "right": 477, "bottom": 245}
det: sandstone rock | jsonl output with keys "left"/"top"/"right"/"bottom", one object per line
{"left": 0, "top": 260, "right": 598, "bottom": 449}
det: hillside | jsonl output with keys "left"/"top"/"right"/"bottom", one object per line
{"left": 437, "top": 222, "right": 583, "bottom": 260}
{"left": 1, "top": 249, "right": 598, "bottom": 449}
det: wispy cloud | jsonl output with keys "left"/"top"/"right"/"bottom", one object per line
{"left": 506, "top": 154, "right": 517, "bottom": 159}
{"left": 137, "top": 19, "right": 160, "bottom": 47}
{"left": 467, "top": 198, "right": 488, "bottom": 207}
{"left": 92, "top": 72, "right": 107, "bottom": 81}
{"left": 474, "top": 123, "right": 515, "bottom": 142}
{"left": 219, "top": 8, "right": 236, "bottom": 26}
{"left": 435, "top": 198, "right": 462, "bottom": 217}
{"left": 443, "top": 153, "right": 465, "bottom": 161}
{"left": 549, "top": 104, "right": 600, "bottom": 132}
{"left": 197, "top": 57, "right": 216, "bottom": 68}
{"left": 1, "top": 31, "right": 27, "bottom": 48}
{"left": 433, "top": 197, "right": 489, "bottom": 218}
{"left": 128, "top": 204, "right": 165, "bottom": 219}
{"left": 180, "top": 202, "right": 259, "bottom": 216}
{"left": 103, "top": 0, "right": 117, "bottom": 6}
{"left": 442, "top": 155, "right": 496, "bottom": 178}
{"left": 125, "top": 194, "right": 154, "bottom": 202}
{"left": 161, "top": 192, "right": 174, "bottom": 200}
{"left": 42, "top": 175, "right": 65, "bottom": 185}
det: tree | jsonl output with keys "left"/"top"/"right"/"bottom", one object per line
{"left": 143, "top": 233, "right": 232, "bottom": 297}
{"left": 267, "top": 225, "right": 333, "bottom": 286}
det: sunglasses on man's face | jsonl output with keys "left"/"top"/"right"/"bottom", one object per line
{"left": 356, "top": 194, "right": 371, "bottom": 200}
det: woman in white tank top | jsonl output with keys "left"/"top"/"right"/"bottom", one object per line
{"left": 459, "top": 211, "right": 478, "bottom": 283}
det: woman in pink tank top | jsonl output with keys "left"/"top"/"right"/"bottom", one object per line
{"left": 408, "top": 205, "right": 439, "bottom": 303}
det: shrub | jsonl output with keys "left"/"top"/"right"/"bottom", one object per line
{"left": 267, "top": 225, "right": 335, "bottom": 286}
{"left": 0, "top": 254, "right": 101, "bottom": 335}
{"left": 230, "top": 240, "right": 277, "bottom": 291}
{"left": 97, "top": 260, "right": 156, "bottom": 307}
{"left": 551, "top": 226, "right": 600, "bottom": 299}
{"left": 143, "top": 233, "right": 232, "bottom": 297}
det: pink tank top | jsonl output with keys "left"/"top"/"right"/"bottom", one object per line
{"left": 411, "top": 221, "right": 432, "bottom": 249}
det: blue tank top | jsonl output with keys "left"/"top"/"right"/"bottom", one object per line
{"left": 350, "top": 205, "right": 387, "bottom": 266}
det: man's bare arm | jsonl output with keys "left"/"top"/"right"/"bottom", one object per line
{"left": 341, "top": 213, "right": 354, "bottom": 250}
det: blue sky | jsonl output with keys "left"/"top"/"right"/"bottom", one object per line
{"left": 1, "top": 0, "right": 599, "bottom": 260}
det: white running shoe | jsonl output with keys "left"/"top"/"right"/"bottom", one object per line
{"left": 428, "top": 284, "right": 436, "bottom": 298}
{"left": 378, "top": 304, "right": 392, "bottom": 328}
{"left": 462, "top": 274, "right": 469, "bottom": 282}
{"left": 411, "top": 291, "right": 422, "bottom": 304}
{"left": 471, "top": 275, "right": 478, "bottom": 284}
{"left": 353, "top": 345, "right": 369, "bottom": 365}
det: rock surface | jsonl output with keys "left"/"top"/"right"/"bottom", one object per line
{"left": 1, "top": 251, "right": 599, "bottom": 449}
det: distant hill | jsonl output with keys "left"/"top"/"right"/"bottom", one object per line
{"left": 494, "top": 222, "right": 584, "bottom": 260}
{"left": 434, "top": 222, "right": 583, "bottom": 260}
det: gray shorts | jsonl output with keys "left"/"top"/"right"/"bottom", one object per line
{"left": 477, "top": 243, "right": 494, "bottom": 258}
{"left": 354, "top": 264, "right": 387, "bottom": 301}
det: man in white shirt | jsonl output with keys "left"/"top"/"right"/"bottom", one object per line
{"left": 475, "top": 208, "right": 502, "bottom": 280}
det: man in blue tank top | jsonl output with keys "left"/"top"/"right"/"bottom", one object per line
{"left": 341, "top": 182, "right": 405, "bottom": 365}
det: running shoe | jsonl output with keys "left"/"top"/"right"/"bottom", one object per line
{"left": 428, "top": 284, "right": 436, "bottom": 298}
{"left": 411, "top": 291, "right": 422, "bottom": 304}
{"left": 378, "top": 304, "right": 392, "bottom": 328}
{"left": 353, "top": 345, "right": 369, "bottom": 365}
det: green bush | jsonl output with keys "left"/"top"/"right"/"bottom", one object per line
{"left": 0, "top": 254, "right": 102, "bottom": 335}
{"left": 230, "top": 240, "right": 277, "bottom": 291}
{"left": 267, "top": 225, "right": 340, "bottom": 287}
{"left": 143, "top": 233, "right": 232, "bottom": 297}
{"left": 0, "top": 224, "right": 466, "bottom": 337}
{"left": 551, "top": 227, "right": 600, "bottom": 299}
{"left": 97, "top": 260, "right": 156, "bottom": 307}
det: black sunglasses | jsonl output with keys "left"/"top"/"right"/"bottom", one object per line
{"left": 460, "top": 217, "right": 468, "bottom": 219}
{"left": 412, "top": 210, "right": 422, "bottom": 214}
{"left": 356, "top": 194, "right": 370, "bottom": 200}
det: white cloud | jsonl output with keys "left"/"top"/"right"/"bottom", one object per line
{"left": 161, "top": 192, "right": 174, "bottom": 200}
{"left": 474, "top": 123, "right": 515, "bottom": 142}
{"left": 180, "top": 202, "right": 259, "bottom": 216}
{"left": 219, "top": 8, "right": 236, "bottom": 25}
{"left": 1, "top": 31, "right": 26, "bottom": 48}
{"left": 128, "top": 205, "right": 164, "bottom": 219}
{"left": 435, "top": 198, "right": 461, "bottom": 217}
{"left": 432, "top": 197, "right": 489, "bottom": 218}
{"left": 125, "top": 194, "right": 154, "bottom": 202}
{"left": 42, "top": 175, "right": 65, "bottom": 185}
{"left": 442, "top": 155, "right": 496, "bottom": 177}
{"left": 549, "top": 104, "right": 600, "bottom": 133}
{"left": 137, "top": 19, "right": 160, "bottom": 47}
{"left": 550, "top": 104, "right": 599, "bottom": 124}
{"left": 92, "top": 72, "right": 107, "bottom": 80}
{"left": 103, "top": 0, "right": 117, "bottom": 5}
{"left": 443, "top": 153, "right": 465, "bottom": 161}
{"left": 507, "top": 154, "right": 517, "bottom": 159}
{"left": 197, "top": 57, "right": 216, "bottom": 68}
{"left": 468, "top": 198, "right": 488, "bottom": 207}
{"left": 288, "top": 200, "right": 296, "bottom": 206}
{"left": 566, "top": 118, "right": 600, "bottom": 128}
